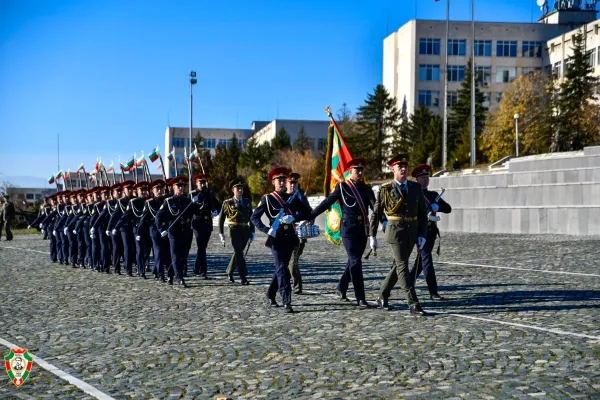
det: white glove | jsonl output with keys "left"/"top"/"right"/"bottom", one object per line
{"left": 63, "top": 228, "right": 68, "bottom": 235}
{"left": 430, "top": 203, "right": 439, "bottom": 212}
{"left": 280, "top": 215, "right": 295, "bottom": 224}
{"left": 417, "top": 237, "right": 426, "bottom": 249}
{"left": 90, "top": 234, "right": 95, "bottom": 239}
{"left": 135, "top": 235, "right": 141, "bottom": 241}
{"left": 53, "top": 230, "right": 57, "bottom": 236}
{"left": 382, "top": 220, "right": 387, "bottom": 233}
{"left": 27, "top": 225, "right": 31, "bottom": 229}
{"left": 105, "top": 230, "right": 110, "bottom": 236}
{"left": 90, "top": 227, "right": 95, "bottom": 234}
{"left": 250, "top": 232, "right": 255, "bottom": 242}
{"left": 160, "top": 230, "right": 168, "bottom": 237}
{"left": 41, "top": 229, "right": 45, "bottom": 234}
{"left": 219, "top": 233, "right": 226, "bottom": 244}
{"left": 211, "top": 210, "right": 219, "bottom": 217}
{"left": 370, "top": 236, "right": 377, "bottom": 250}
{"left": 39, "top": 223, "right": 43, "bottom": 228}
{"left": 267, "top": 228, "right": 276, "bottom": 237}
{"left": 111, "top": 229, "right": 117, "bottom": 236}
{"left": 73, "top": 230, "right": 76, "bottom": 234}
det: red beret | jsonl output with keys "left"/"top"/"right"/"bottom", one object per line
{"left": 268, "top": 167, "right": 290, "bottom": 181}
{"left": 121, "top": 180, "right": 136, "bottom": 188}
{"left": 170, "top": 176, "right": 188, "bottom": 186}
{"left": 150, "top": 179, "right": 166, "bottom": 189}
{"left": 346, "top": 158, "right": 366, "bottom": 171}
{"left": 411, "top": 164, "right": 431, "bottom": 178}
{"left": 134, "top": 181, "right": 149, "bottom": 190}
{"left": 60, "top": 191, "right": 71, "bottom": 197}
{"left": 193, "top": 174, "right": 209, "bottom": 181}
{"left": 387, "top": 153, "right": 410, "bottom": 167}
{"left": 110, "top": 184, "right": 122, "bottom": 191}
{"left": 287, "top": 172, "right": 301, "bottom": 181}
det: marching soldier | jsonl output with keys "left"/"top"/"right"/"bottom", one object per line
{"left": 219, "top": 177, "right": 254, "bottom": 285}
{"left": 251, "top": 167, "right": 311, "bottom": 313}
{"left": 28, "top": 196, "right": 51, "bottom": 239}
{"left": 119, "top": 181, "right": 150, "bottom": 278}
{"left": 191, "top": 174, "right": 221, "bottom": 278}
{"left": 369, "top": 153, "right": 428, "bottom": 316}
{"left": 410, "top": 164, "right": 452, "bottom": 300}
{"left": 40, "top": 194, "right": 59, "bottom": 262}
{"left": 90, "top": 186, "right": 113, "bottom": 273}
{"left": 310, "top": 158, "right": 375, "bottom": 307}
{"left": 287, "top": 172, "right": 312, "bottom": 295}
{"left": 156, "top": 176, "right": 198, "bottom": 287}
{"left": 53, "top": 191, "right": 71, "bottom": 265}
{"left": 140, "top": 179, "right": 170, "bottom": 282}
{"left": 64, "top": 191, "right": 82, "bottom": 267}
{"left": 109, "top": 181, "right": 137, "bottom": 276}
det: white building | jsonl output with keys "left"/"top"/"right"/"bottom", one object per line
{"left": 383, "top": 2, "right": 597, "bottom": 116}
{"left": 250, "top": 119, "right": 330, "bottom": 153}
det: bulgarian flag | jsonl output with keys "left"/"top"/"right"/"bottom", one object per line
{"left": 121, "top": 156, "right": 135, "bottom": 171}
{"left": 167, "top": 146, "right": 175, "bottom": 163}
{"left": 55, "top": 170, "right": 63, "bottom": 181}
{"left": 189, "top": 144, "right": 199, "bottom": 162}
{"left": 157, "top": 163, "right": 163, "bottom": 170}
{"left": 149, "top": 146, "right": 160, "bottom": 163}
{"left": 88, "top": 172, "right": 96, "bottom": 183}
{"left": 64, "top": 170, "right": 71, "bottom": 180}
{"left": 77, "top": 163, "right": 85, "bottom": 173}
{"left": 322, "top": 110, "right": 353, "bottom": 246}
{"left": 106, "top": 161, "right": 114, "bottom": 173}
{"left": 136, "top": 153, "right": 146, "bottom": 167}
{"left": 48, "top": 175, "right": 56, "bottom": 184}
{"left": 95, "top": 158, "right": 104, "bottom": 172}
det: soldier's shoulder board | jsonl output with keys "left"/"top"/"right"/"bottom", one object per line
{"left": 381, "top": 182, "right": 392, "bottom": 188}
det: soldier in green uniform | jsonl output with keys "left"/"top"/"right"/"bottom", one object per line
{"left": 219, "top": 177, "right": 254, "bottom": 285}
{"left": 369, "top": 153, "right": 429, "bottom": 316}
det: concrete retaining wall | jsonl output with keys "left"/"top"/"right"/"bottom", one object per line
{"left": 427, "top": 146, "right": 600, "bottom": 235}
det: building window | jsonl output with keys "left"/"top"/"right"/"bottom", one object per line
{"left": 418, "top": 90, "right": 440, "bottom": 107}
{"left": 447, "top": 91, "right": 459, "bottom": 108}
{"left": 587, "top": 49, "right": 596, "bottom": 67}
{"left": 496, "top": 40, "right": 517, "bottom": 57}
{"left": 172, "top": 137, "right": 185, "bottom": 148}
{"left": 482, "top": 92, "right": 491, "bottom": 105}
{"left": 203, "top": 138, "right": 216, "bottom": 149}
{"left": 419, "top": 64, "right": 440, "bottom": 81}
{"left": 565, "top": 59, "right": 573, "bottom": 74}
{"left": 447, "top": 39, "right": 467, "bottom": 56}
{"left": 448, "top": 65, "right": 465, "bottom": 82}
{"left": 318, "top": 138, "right": 327, "bottom": 151}
{"left": 26, "top": 193, "right": 34, "bottom": 200}
{"left": 553, "top": 61, "right": 562, "bottom": 77}
{"left": 35, "top": 194, "right": 42, "bottom": 200}
{"left": 522, "top": 41, "right": 542, "bottom": 57}
{"left": 495, "top": 92, "right": 503, "bottom": 104}
{"left": 175, "top": 154, "right": 185, "bottom": 164}
{"left": 475, "top": 66, "right": 492, "bottom": 87}
{"left": 238, "top": 140, "right": 246, "bottom": 148}
{"left": 521, "top": 67, "right": 541, "bottom": 76}
{"left": 496, "top": 67, "right": 516, "bottom": 83}
{"left": 474, "top": 40, "right": 492, "bottom": 56}
{"left": 419, "top": 38, "right": 441, "bottom": 55}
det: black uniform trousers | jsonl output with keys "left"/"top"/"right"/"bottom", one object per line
{"left": 227, "top": 226, "right": 250, "bottom": 279}
{"left": 49, "top": 225, "right": 57, "bottom": 262}
{"left": 98, "top": 230, "right": 110, "bottom": 272}
{"left": 168, "top": 230, "right": 192, "bottom": 282}
{"left": 193, "top": 218, "right": 213, "bottom": 276}
{"left": 111, "top": 233, "right": 123, "bottom": 273}
{"left": 150, "top": 226, "right": 170, "bottom": 280}
{"left": 82, "top": 221, "right": 91, "bottom": 267}
{"left": 267, "top": 227, "right": 298, "bottom": 306}
{"left": 91, "top": 232, "right": 101, "bottom": 270}
{"left": 134, "top": 227, "right": 151, "bottom": 277}
{"left": 290, "top": 238, "right": 306, "bottom": 291}
{"left": 338, "top": 234, "right": 367, "bottom": 302}
{"left": 59, "top": 230, "right": 69, "bottom": 263}
{"left": 120, "top": 229, "right": 135, "bottom": 275}
{"left": 410, "top": 228, "right": 439, "bottom": 294}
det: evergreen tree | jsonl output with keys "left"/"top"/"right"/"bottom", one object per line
{"left": 393, "top": 105, "right": 442, "bottom": 170}
{"left": 293, "top": 125, "right": 310, "bottom": 153}
{"left": 554, "top": 30, "right": 599, "bottom": 151}
{"left": 353, "top": 84, "right": 402, "bottom": 179}
{"left": 211, "top": 144, "right": 236, "bottom": 199}
{"left": 271, "top": 127, "right": 292, "bottom": 151}
{"left": 227, "top": 134, "right": 241, "bottom": 171}
{"left": 448, "top": 57, "right": 487, "bottom": 166}
{"left": 192, "top": 132, "right": 212, "bottom": 176}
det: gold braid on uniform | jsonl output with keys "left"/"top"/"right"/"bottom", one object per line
{"left": 380, "top": 183, "right": 404, "bottom": 215}
{"left": 225, "top": 199, "right": 239, "bottom": 220}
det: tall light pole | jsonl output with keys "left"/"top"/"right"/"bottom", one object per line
{"left": 470, "top": 0, "right": 476, "bottom": 167}
{"left": 189, "top": 70, "right": 197, "bottom": 194}
{"left": 514, "top": 113, "right": 520, "bottom": 157}
{"left": 442, "top": 0, "right": 450, "bottom": 170}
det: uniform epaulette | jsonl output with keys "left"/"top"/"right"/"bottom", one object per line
{"left": 381, "top": 182, "right": 392, "bottom": 187}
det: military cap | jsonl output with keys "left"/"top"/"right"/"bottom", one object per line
{"left": 346, "top": 158, "right": 366, "bottom": 171}
{"left": 134, "top": 181, "right": 149, "bottom": 190}
{"left": 170, "top": 176, "right": 188, "bottom": 186}
{"left": 387, "top": 153, "right": 410, "bottom": 167}
{"left": 75, "top": 189, "right": 87, "bottom": 196}
{"left": 110, "top": 183, "right": 122, "bottom": 191}
{"left": 268, "top": 167, "right": 290, "bottom": 181}
{"left": 229, "top": 177, "right": 245, "bottom": 189}
{"left": 287, "top": 172, "right": 301, "bottom": 182}
{"left": 99, "top": 186, "right": 111, "bottom": 193}
{"left": 193, "top": 174, "right": 209, "bottom": 181}
{"left": 121, "top": 180, "right": 136, "bottom": 188}
{"left": 411, "top": 164, "right": 432, "bottom": 178}
{"left": 150, "top": 179, "right": 166, "bottom": 189}
{"left": 61, "top": 191, "right": 72, "bottom": 197}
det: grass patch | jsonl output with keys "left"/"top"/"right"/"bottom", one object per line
{"left": 11, "top": 228, "right": 41, "bottom": 235}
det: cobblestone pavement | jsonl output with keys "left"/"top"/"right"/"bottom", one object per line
{"left": 1, "top": 232, "right": 599, "bottom": 399}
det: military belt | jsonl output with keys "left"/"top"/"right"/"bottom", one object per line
{"left": 228, "top": 221, "right": 249, "bottom": 227}
{"left": 387, "top": 215, "right": 418, "bottom": 222}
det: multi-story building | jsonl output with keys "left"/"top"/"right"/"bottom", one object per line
{"left": 383, "top": 2, "right": 597, "bottom": 116}
{"left": 164, "top": 119, "right": 330, "bottom": 177}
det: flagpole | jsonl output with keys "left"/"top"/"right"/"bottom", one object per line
{"left": 470, "top": 0, "right": 476, "bottom": 167}
{"left": 158, "top": 155, "right": 167, "bottom": 182}
{"left": 173, "top": 147, "right": 179, "bottom": 177}
{"left": 442, "top": 0, "right": 449, "bottom": 169}
{"left": 133, "top": 153, "right": 138, "bottom": 184}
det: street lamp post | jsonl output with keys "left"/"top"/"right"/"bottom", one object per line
{"left": 514, "top": 113, "right": 519, "bottom": 157}
{"left": 189, "top": 70, "right": 197, "bottom": 194}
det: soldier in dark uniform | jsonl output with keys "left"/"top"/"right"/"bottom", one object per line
{"left": 369, "top": 153, "right": 428, "bottom": 316}
{"left": 119, "top": 181, "right": 150, "bottom": 278}
{"left": 191, "top": 174, "right": 221, "bottom": 278}
{"left": 140, "top": 179, "right": 170, "bottom": 282}
{"left": 287, "top": 172, "right": 313, "bottom": 295}
{"left": 219, "top": 177, "right": 254, "bottom": 285}
{"left": 0, "top": 195, "right": 15, "bottom": 241}
{"left": 251, "top": 167, "right": 311, "bottom": 313}
{"left": 64, "top": 191, "right": 83, "bottom": 267}
{"left": 104, "top": 184, "right": 124, "bottom": 274}
{"left": 53, "top": 191, "right": 71, "bottom": 265}
{"left": 77, "top": 189, "right": 95, "bottom": 268}
{"left": 156, "top": 176, "right": 198, "bottom": 287}
{"left": 109, "top": 181, "right": 136, "bottom": 276}
{"left": 311, "top": 158, "right": 375, "bottom": 307}
{"left": 69, "top": 189, "right": 88, "bottom": 268}
{"left": 90, "top": 186, "right": 112, "bottom": 273}
{"left": 410, "top": 164, "right": 452, "bottom": 300}
{"left": 28, "top": 196, "right": 51, "bottom": 239}
{"left": 40, "top": 194, "right": 58, "bottom": 262}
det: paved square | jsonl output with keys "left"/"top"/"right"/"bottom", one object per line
{"left": 1, "top": 232, "right": 599, "bottom": 399}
